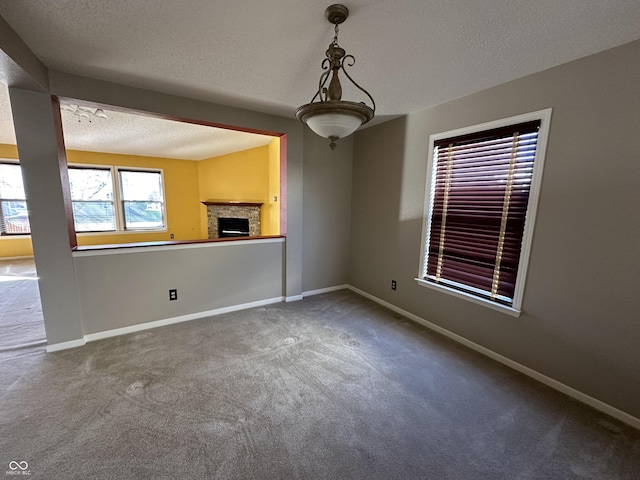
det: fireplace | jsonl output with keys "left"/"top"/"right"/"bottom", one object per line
{"left": 202, "top": 201, "right": 263, "bottom": 239}
{"left": 218, "top": 217, "right": 250, "bottom": 238}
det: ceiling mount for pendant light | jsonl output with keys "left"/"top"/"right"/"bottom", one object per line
{"left": 296, "top": 4, "right": 375, "bottom": 150}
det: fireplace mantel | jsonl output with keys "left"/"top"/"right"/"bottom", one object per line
{"left": 202, "top": 200, "right": 263, "bottom": 207}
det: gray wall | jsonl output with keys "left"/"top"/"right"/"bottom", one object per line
{"left": 1, "top": 23, "right": 353, "bottom": 345}
{"left": 6, "top": 70, "right": 308, "bottom": 345}
{"left": 9, "top": 89, "right": 84, "bottom": 344}
{"left": 49, "top": 70, "right": 305, "bottom": 304}
{"left": 74, "top": 240, "right": 284, "bottom": 334}
{"left": 302, "top": 128, "right": 353, "bottom": 292}
{"left": 349, "top": 40, "right": 640, "bottom": 418}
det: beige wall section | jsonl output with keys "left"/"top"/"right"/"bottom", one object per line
{"left": 302, "top": 129, "right": 353, "bottom": 292}
{"left": 349, "top": 40, "right": 640, "bottom": 418}
{"left": 74, "top": 240, "right": 284, "bottom": 334}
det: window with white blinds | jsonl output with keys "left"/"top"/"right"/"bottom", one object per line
{"left": 418, "top": 110, "right": 551, "bottom": 314}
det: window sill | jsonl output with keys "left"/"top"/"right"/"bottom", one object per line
{"left": 414, "top": 277, "right": 521, "bottom": 318}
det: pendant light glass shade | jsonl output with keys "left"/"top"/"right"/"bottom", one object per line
{"left": 306, "top": 113, "right": 361, "bottom": 139}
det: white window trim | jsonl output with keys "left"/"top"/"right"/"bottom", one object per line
{"left": 416, "top": 108, "right": 553, "bottom": 316}
{"left": 68, "top": 163, "right": 167, "bottom": 234}
{"left": 0, "top": 159, "right": 30, "bottom": 236}
{"left": 116, "top": 166, "right": 167, "bottom": 232}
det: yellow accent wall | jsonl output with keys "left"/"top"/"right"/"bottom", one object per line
{"left": 1, "top": 145, "right": 202, "bottom": 257}
{"left": 1, "top": 139, "right": 281, "bottom": 258}
{"left": 0, "top": 236, "right": 32, "bottom": 258}
{"left": 65, "top": 150, "right": 202, "bottom": 247}
{"left": 197, "top": 139, "right": 280, "bottom": 236}
{"left": 268, "top": 138, "right": 281, "bottom": 235}
{"left": 0, "top": 144, "right": 18, "bottom": 158}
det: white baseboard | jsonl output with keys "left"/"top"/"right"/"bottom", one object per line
{"left": 347, "top": 285, "right": 640, "bottom": 431}
{"left": 46, "top": 338, "right": 86, "bottom": 353}
{"left": 302, "top": 284, "right": 349, "bottom": 297}
{"left": 48, "top": 296, "right": 284, "bottom": 352}
{"left": 285, "top": 295, "right": 304, "bottom": 302}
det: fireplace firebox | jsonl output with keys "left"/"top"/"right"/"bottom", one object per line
{"left": 218, "top": 217, "right": 250, "bottom": 238}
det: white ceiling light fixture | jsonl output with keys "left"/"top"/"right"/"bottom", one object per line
{"left": 60, "top": 104, "right": 109, "bottom": 122}
{"left": 296, "top": 4, "right": 375, "bottom": 150}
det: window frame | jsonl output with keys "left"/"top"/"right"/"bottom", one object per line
{"left": 0, "top": 160, "right": 30, "bottom": 236}
{"left": 68, "top": 163, "right": 167, "bottom": 235}
{"left": 415, "top": 109, "right": 552, "bottom": 317}
{"left": 67, "top": 164, "right": 117, "bottom": 233}
{"left": 116, "top": 167, "right": 166, "bottom": 232}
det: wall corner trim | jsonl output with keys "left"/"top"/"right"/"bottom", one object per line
{"left": 346, "top": 285, "right": 640, "bottom": 431}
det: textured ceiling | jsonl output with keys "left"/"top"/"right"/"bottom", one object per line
{"left": 1, "top": 0, "right": 640, "bottom": 156}
{"left": 58, "top": 107, "right": 274, "bottom": 161}
{"left": 0, "top": 84, "right": 273, "bottom": 160}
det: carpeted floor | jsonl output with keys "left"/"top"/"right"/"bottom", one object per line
{"left": 0, "top": 258, "right": 46, "bottom": 354}
{"left": 1, "top": 289, "right": 639, "bottom": 479}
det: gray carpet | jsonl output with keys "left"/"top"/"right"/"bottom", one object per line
{"left": 0, "top": 258, "right": 46, "bottom": 354}
{"left": 1, "top": 289, "right": 639, "bottom": 479}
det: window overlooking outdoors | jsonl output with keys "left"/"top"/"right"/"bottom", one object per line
{"left": 417, "top": 110, "right": 551, "bottom": 314}
{"left": 0, "top": 163, "right": 166, "bottom": 235}
{"left": 69, "top": 167, "right": 116, "bottom": 232}
{"left": 69, "top": 165, "right": 165, "bottom": 232}
{"left": 0, "top": 162, "right": 30, "bottom": 235}
{"left": 119, "top": 170, "right": 164, "bottom": 230}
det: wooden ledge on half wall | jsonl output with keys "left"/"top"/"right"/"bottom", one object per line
{"left": 201, "top": 200, "right": 264, "bottom": 207}
{"left": 72, "top": 235, "right": 285, "bottom": 252}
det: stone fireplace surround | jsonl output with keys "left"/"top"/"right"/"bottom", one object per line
{"left": 203, "top": 201, "right": 262, "bottom": 239}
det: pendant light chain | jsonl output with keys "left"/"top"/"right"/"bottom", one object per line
{"left": 332, "top": 24, "right": 340, "bottom": 46}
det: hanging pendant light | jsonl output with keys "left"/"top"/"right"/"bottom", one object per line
{"left": 296, "top": 4, "right": 375, "bottom": 150}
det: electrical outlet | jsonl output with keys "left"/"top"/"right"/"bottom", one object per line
{"left": 391, "top": 280, "right": 397, "bottom": 290}
{"left": 170, "top": 233, "right": 174, "bottom": 239}
{"left": 169, "top": 289, "right": 177, "bottom": 301}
